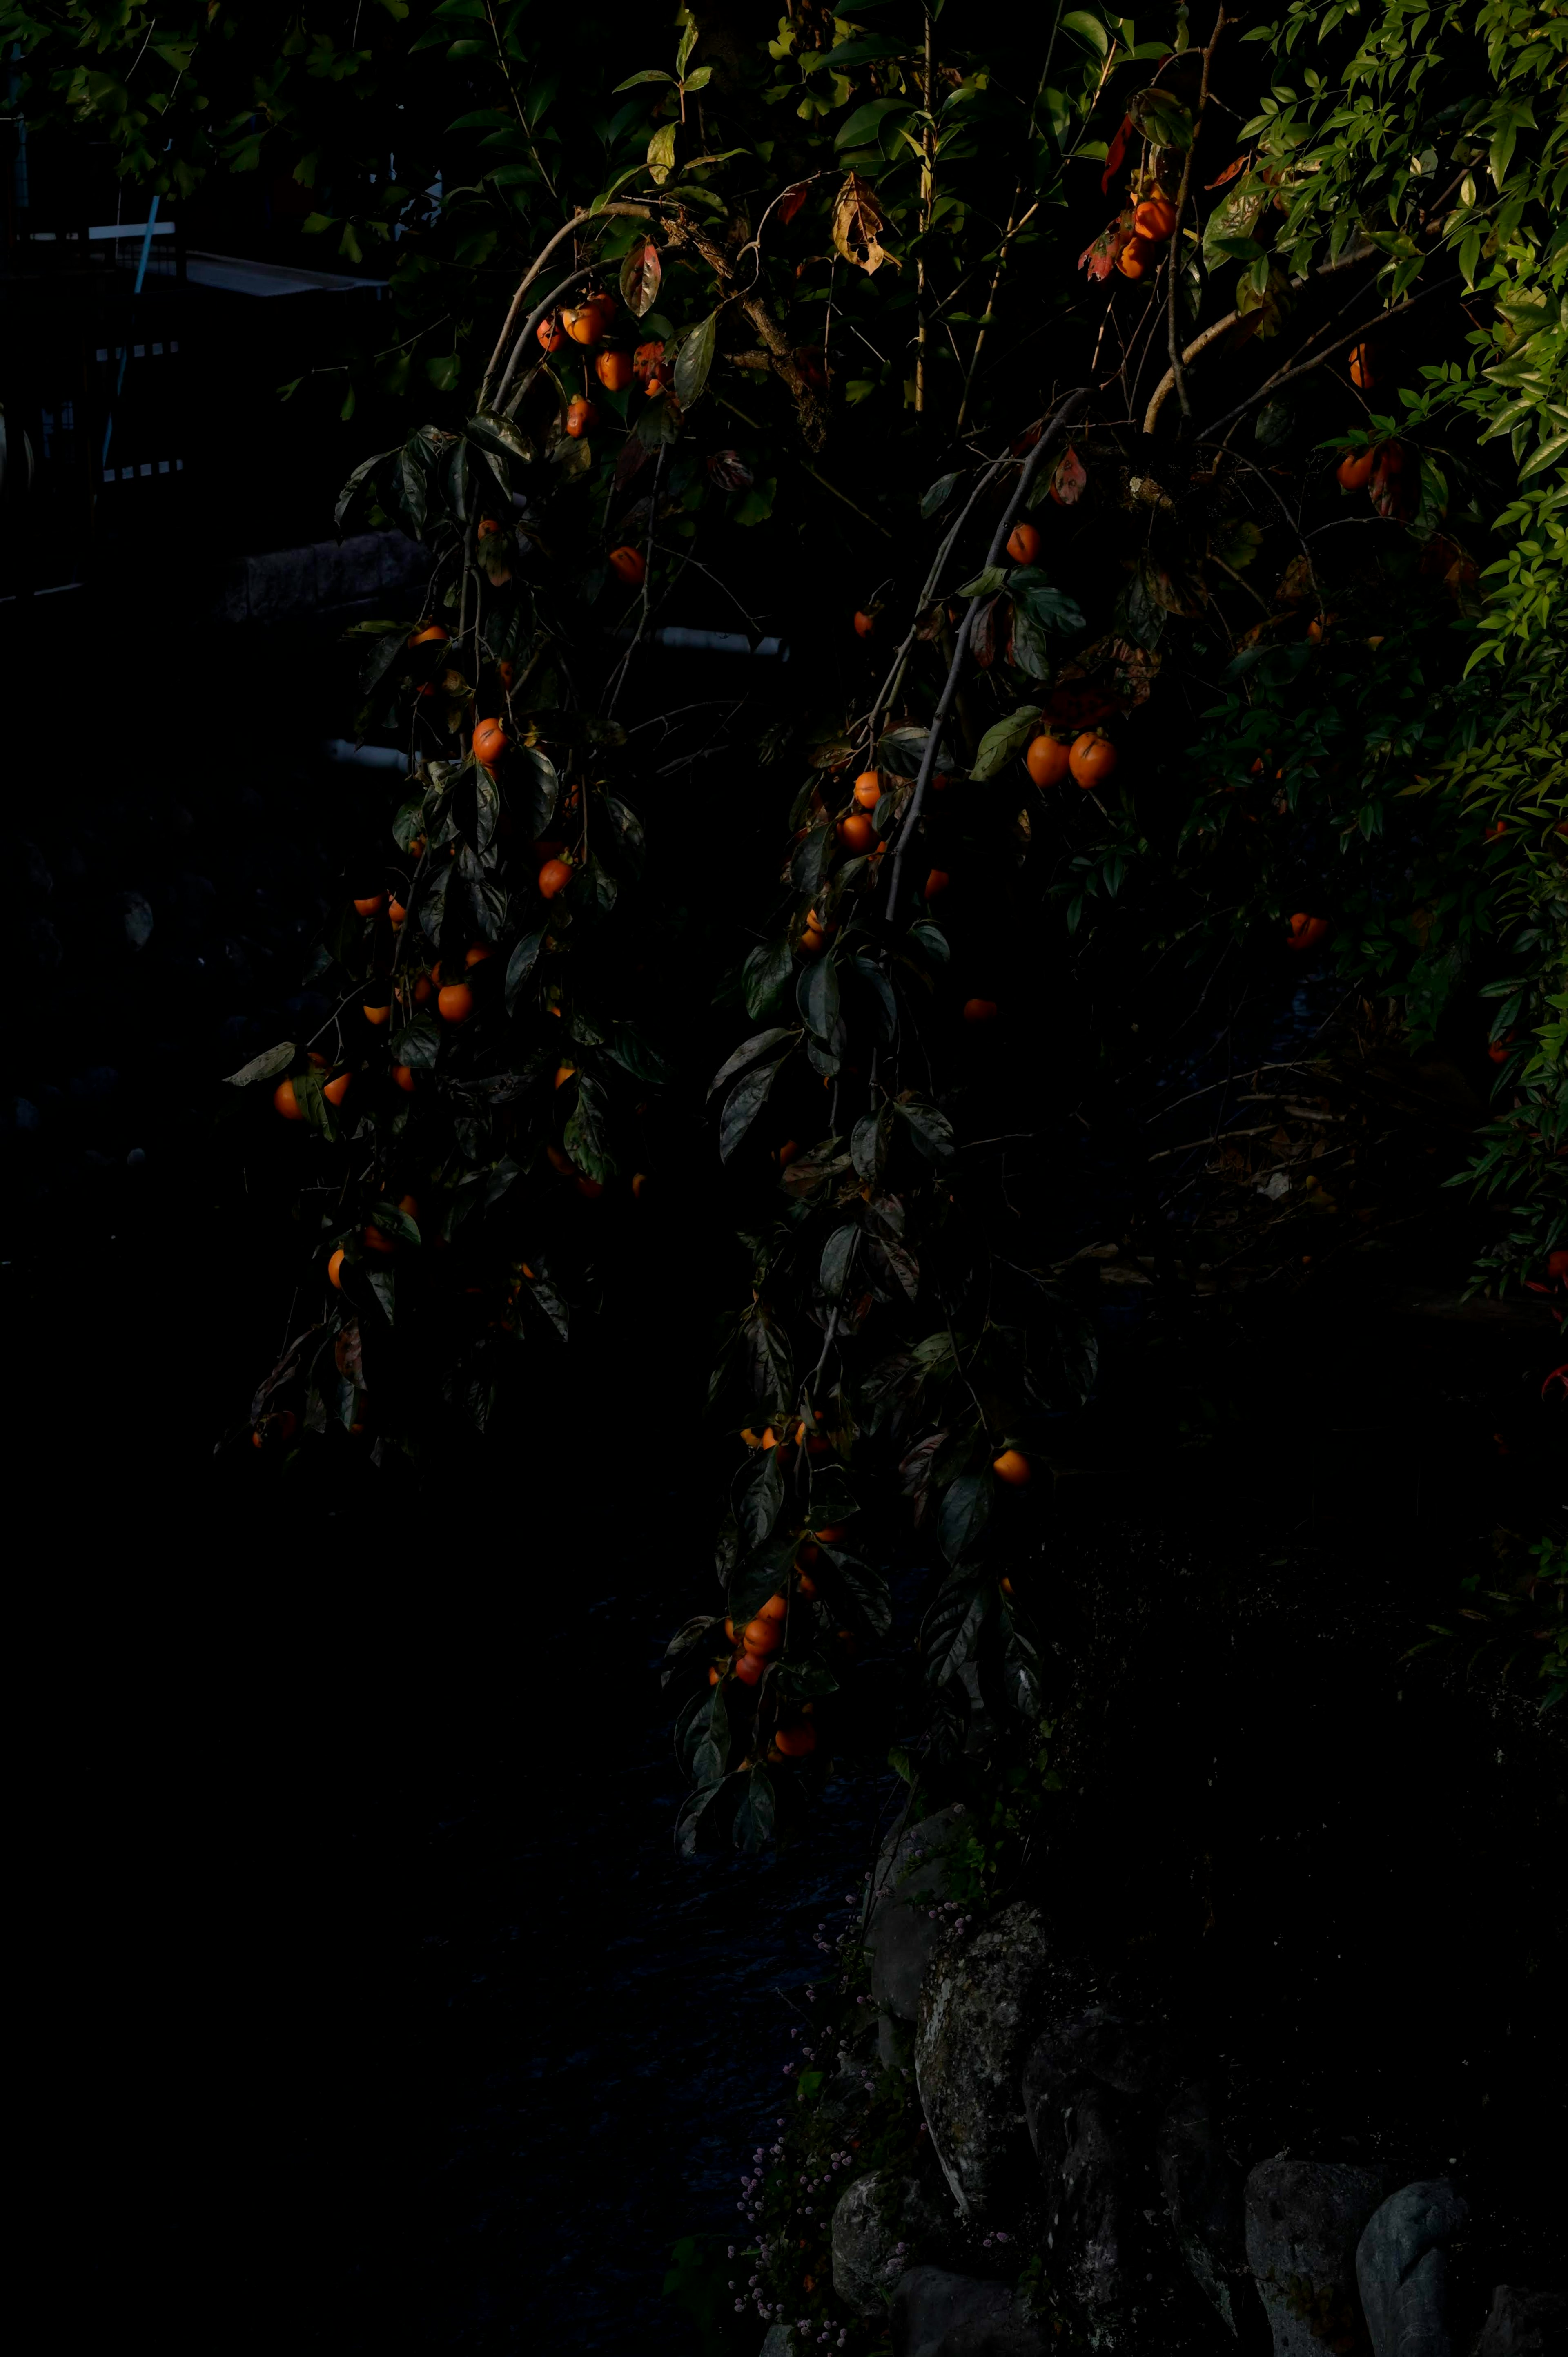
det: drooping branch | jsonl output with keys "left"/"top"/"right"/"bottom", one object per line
{"left": 884, "top": 386, "right": 1091, "bottom": 925}
{"left": 1164, "top": 6, "right": 1226, "bottom": 426}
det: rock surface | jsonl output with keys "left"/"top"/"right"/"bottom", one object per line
{"left": 891, "top": 2264, "right": 1047, "bottom": 2357}
{"left": 1473, "top": 2285, "right": 1568, "bottom": 2355}
{"left": 1157, "top": 2078, "right": 1250, "bottom": 2330}
{"left": 866, "top": 1804, "right": 972, "bottom": 2021}
{"left": 1245, "top": 2157, "right": 1385, "bottom": 2357}
{"left": 758, "top": 2326, "right": 795, "bottom": 2357}
{"left": 1355, "top": 2180, "right": 1468, "bottom": 2357}
{"left": 1022, "top": 2007, "right": 1170, "bottom": 2321}
{"left": 916, "top": 1903, "right": 1054, "bottom": 2219}
{"left": 832, "top": 2171, "right": 952, "bottom": 2317}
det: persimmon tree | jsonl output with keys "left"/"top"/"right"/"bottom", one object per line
{"left": 15, "top": 0, "right": 1563, "bottom": 1758}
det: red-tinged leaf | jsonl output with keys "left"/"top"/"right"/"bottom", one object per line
{"left": 971, "top": 593, "right": 998, "bottom": 670}
{"left": 778, "top": 180, "right": 811, "bottom": 227}
{"left": 1206, "top": 153, "right": 1249, "bottom": 190}
{"left": 1051, "top": 445, "right": 1088, "bottom": 506}
{"left": 620, "top": 236, "right": 662, "bottom": 319}
{"left": 1100, "top": 116, "right": 1135, "bottom": 195}
{"left": 1079, "top": 214, "right": 1134, "bottom": 282}
{"left": 707, "top": 448, "right": 755, "bottom": 493}
{"left": 613, "top": 434, "right": 653, "bottom": 492}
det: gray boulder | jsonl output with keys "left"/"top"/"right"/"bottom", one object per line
{"left": 832, "top": 2171, "right": 952, "bottom": 2317}
{"left": 1356, "top": 2181, "right": 1468, "bottom": 2357}
{"left": 1022, "top": 2008, "right": 1168, "bottom": 2321}
{"left": 758, "top": 2327, "right": 795, "bottom": 2357}
{"left": 866, "top": 1804, "right": 972, "bottom": 2021}
{"left": 1157, "top": 2079, "right": 1250, "bottom": 2330}
{"left": 916, "top": 1903, "right": 1054, "bottom": 2220}
{"left": 1245, "top": 2157, "right": 1385, "bottom": 2357}
{"left": 1473, "top": 2285, "right": 1568, "bottom": 2355}
{"left": 891, "top": 2265, "right": 1047, "bottom": 2357}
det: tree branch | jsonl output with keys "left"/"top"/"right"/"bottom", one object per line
{"left": 884, "top": 387, "right": 1090, "bottom": 924}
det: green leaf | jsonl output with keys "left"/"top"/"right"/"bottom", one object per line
{"left": 466, "top": 409, "right": 534, "bottom": 464}
{"left": 743, "top": 939, "right": 795, "bottom": 1020}
{"left": 335, "top": 448, "right": 394, "bottom": 529}
{"left": 835, "top": 98, "right": 913, "bottom": 151}
{"left": 893, "top": 1095, "right": 955, "bottom": 1164}
{"left": 710, "top": 1027, "right": 798, "bottom": 1099}
{"left": 673, "top": 312, "right": 718, "bottom": 408}
{"left": 971, "top": 705, "right": 1040, "bottom": 782}
{"left": 820, "top": 1224, "right": 858, "bottom": 1300}
{"left": 938, "top": 1474, "right": 990, "bottom": 1566}
{"left": 1061, "top": 9, "right": 1109, "bottom": 58}
{"left": 732, "top": 1763, "right": 777, "bottom": 1852}
{"left": 505, "top": 931, "right": 545, "bottom": 1014}
{"left": 564, "top": 1073, "right": 617, "bottom": 1182}
{"left": 797, "top": 954, "right": 841, "bottom": 1043}
{"left": 1128, "top": 86, "right": 1194, "bottom": 149}
{"left": 956, "top": 564, "right": 1007, "bottom": 598}
{"left": 389, "top": 1015, "right": 440, "bottom": 1068}
{"left": 923, "top": 1576, "right": 987, "bottom": 1683}
{"left": 921, "top": 471, "right": 961, "bottom": 517}
{"left": 225, "top": 1040, "right": 295, "bottom": 1086}
{"left": 720, "top": 1057, "right": 785, "bottom": 1161}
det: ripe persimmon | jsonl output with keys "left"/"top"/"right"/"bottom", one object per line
{"left": 554, "top": 1063, "right": 577, "bottom": 1089}
{"left": 775, "top": 1724, "right": 817, "bottom": 1757}
{"left": 328, "top": 1248, "right": 346, "bottom": 1289}
{"left": 566, "top": 396, "right": 597, "bottom": 438}
{"left": 463, "top": 943, "right": 492, "bottom": 968}
{"left": 1007, "top": 522, "right": 1040, "bottom": 565}
{"left": 1487, "top": 1032, "right": 1515, "bottom": 1065}
{"left": 1069, "top": 732, "right": 1117, "bottom": 789}
{"left": 814, "top": 1525, "right": 846, "bottom": 1543}
{"left": 795, "top": 1571, "right": 819, "bottom": 1601}
{"left": 354, "top": 893, "right": 386, "bottom": 917}
{"left": 924, "top": 869, "right": 949, "bottom": 899}
{"left": 759, "top": 1593, "right": 789, "bottom": 1623}
{"left": 393, "top": 1065, "right": 416, "bottom": 1094}
{"left": 252, "top": 1409, "right": 298, "bottom": 1449}
{"left": 537, "top": 313, "right": 566, "bottom": 352}
{"left": 274, "top": 1077, "right": 304, "bottom": 1122}
{"left": 364, "top": 1001, "right": 390, "bottom": 1026}
{"left": 798, "top": 925, "right": 826, "bottom": 957}
{"left": 411, "top": 972, "right": 431, "bottom": 1004}
{"left": 564, "top": 303, "right": 605, "bottom": 346}
{"left": 733, "top": 1650, "right": 764, "bottom": 1686}
{"left": 473, "top": 717, "right": 508, "bottom": 768}
{"left": 438, "top": 981, "right": 475, "bottom": 1023}
{"left": 838, "top": 812, "right": 876, "bottom": 854}
{"left": 362, "top": 1222, "right": 394, "bottom": 1255}
{"left": 1134, "top": 193, "right": 1177, "bottom": 241}
{"left": 1336, "top": 448, "right": 1375, "bottom": 492}
{"left": 397, "top": 1194, "right": 419, "bottom": 1217}
{"left": 408, "top": 622, "right": 448, "bottom": 649}
{"left": 1349, "top": 341, "right": 1374, "bottom": 389}
{"left": 993, "top": 1447, "right": 1031, "bottom": 1485}
{"left": 776, "top": 1140, "right": 800, "bottom": 1168}
{"left": 546, "top": 1144, "right": 575, "bottom": 1177}
{"left": 323, "top": 1072, "right": 352, "bottom": 1107}
{"left": 539, "top": 857, "right": 572, "bottom": 899}
{"left": 742, "top": 1617, "right": 782, "bottom": 1655}
{"left": 575, "top": 1174, "right": 603, "bottom": 1200}
{"left": 1117, "top": 234, "right": 1155, "bottom": 279}
{"left": 632, "top": 338, "right": 666, "bottom": 388}
{"left": 1027, "top": 734, "right": 1071, "bottom": 788}
{"left": 963, "top": 997, "right": 998, "bottom": 1023}
{"left": 853, "top": 610, "right": 876, "bottom": 638}
{"left": 595, "top": 348, "right": 633, "bottom": 392}
{"left": 631, "top": 1172, "right": 649, "bottom": 1198}
{"left": 1285, "top": 913, "right": 1329, "bottom": 953}
{"left": 853, "top": 771, "right": 881, "bottom": 811}
{"left": 608, "top": 544, "right": 646, "bottom": 587}
{"left": 389, "top": 899, "right": 408, "bottom": 928}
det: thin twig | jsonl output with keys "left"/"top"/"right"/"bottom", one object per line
{"left": 1165, "top": 7, "right": 1226, "bottom": 427}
